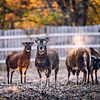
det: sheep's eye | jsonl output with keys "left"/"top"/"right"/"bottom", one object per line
{"left": 36, "top": 40, "right": 40, "bottom": 44}
{"left": 43, "top": 40, "right": 46, "bottom": 44}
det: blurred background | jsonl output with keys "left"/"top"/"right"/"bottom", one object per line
{"left": 0, "top": 0, "right": 100, "bottom": 70}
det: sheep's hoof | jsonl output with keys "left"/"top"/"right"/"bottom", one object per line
{"left": 76, "top": 84, "right": 80, "bottom": 86}
{"left": 79, "top": 81, "right": 83, "bottom": 85}
{"left": 95, "top": 80, "right": 99, "bottom": 84}
{"left": 90, "top": 81, "right": 94, "bottom": 85}
{"left": 21, "top": 82, "right": 23, "bottom": 84}
{"left": 77, "top": 83, "right": 79, "bottom": 85}
{"left": 79, "top": 82, "right": 82, "bottom": 85}
{"left": 80, "top": 82, "right": 86, "bottom": 86}
{"left": 41, "top": 90, "right": 46, "bottom": 96}
{"left": 66, "top": 81, "right": 70, "bottom": 85}
{"left": 87, "top": 80, "right": 90, "bottom": 84}
{"left": 92, "top": 82, "right": 94, "bottom": 85}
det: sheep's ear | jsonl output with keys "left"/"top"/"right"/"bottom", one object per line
{"left": 35, "top": 37, "right": 40, "bottom": 44}
{"left": 30, "top": 41, "right": 34, "bottom": 45}
{"left": 46, "top": 37, "right": 49, "bottom": 43}
{"left": 22, "top": 42, "right": 26, "bottom": 46}
{"left": 43, "top": 37, "right": 49, "bottom": 44}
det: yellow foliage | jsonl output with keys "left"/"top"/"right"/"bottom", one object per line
{"left": 29, "top": 0, "right": 45, "bottom": 8}
{"left": 0, "top": 8, "right": 3, "bottom": 13}
{"left": 90, "top": 0, "right": 100, "bottom": 4}
{"left": 15, "top": 21, "right": 36, "bottom": 29}
{"left": 5, "top": 13, "right": 19, "bottom": 21}
{"left": 43, "top": 9, "right": 50, "bottom": 17}
{"left": 52, "top": 1, "right": 59, "bottom": 11}
{"left": 1, "top": 0, "right": 99, "bottom": 30}
{"left": 6, "top": 0, "right": 21, "bottom": 10}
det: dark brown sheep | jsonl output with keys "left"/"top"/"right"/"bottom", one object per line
{"left": 65, "top": 48, "right": 93, "bottom": 85}
{"left": 89, "top": 47, "right": 100, "bottom": 57}
{"left": 6, "top": 42, "right": 34, "bottom": 84}
{"left": 89, "top": 47, "right": 100, "bottom": 84}
{"left": 35, "top": 37, "right": 59, "bottom": 88}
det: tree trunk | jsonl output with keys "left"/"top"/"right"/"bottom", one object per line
{"left": 77, "top": 0, "right": 89, "bottom": 26}
{"left": 0, "top": 0, "right": 6, "bottom": 29}
{"left": 83, "top": 0, "right": 88, "bottom": 26}
{"left": 64, "top": 0, "right": 72, "bottom": 25}
{"left": 57, "top": 0, "right": 66, "bottom": 11}
{"left": 72, "top": 0, "right": 78, "bottom": 26}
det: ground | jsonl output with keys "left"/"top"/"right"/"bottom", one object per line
{"left": 0, "top": 67, "right": 100, "bottom": 100}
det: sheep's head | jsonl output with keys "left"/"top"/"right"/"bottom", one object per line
{"left": 35, "top": 37, "right": 49, "bottom": 54}
{"left": 22, "top": 42, "right": 34, "bottom": 52}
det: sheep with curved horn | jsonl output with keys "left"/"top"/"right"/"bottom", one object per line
{"left": 35, "top": 37, "right": 59, "bottom": 89}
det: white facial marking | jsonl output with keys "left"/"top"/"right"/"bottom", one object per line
{"left": 26, "top": 49, "right": 30, "bottom": 52}
{"left": 38, "top": 50, "right": 45, "bottom": 55}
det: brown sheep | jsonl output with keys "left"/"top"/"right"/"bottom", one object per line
{"left": 35, "top": 37, "right": 59, "bottom": 89}
{"left": 6, "top": 42, "right": 34, "bottom": 84}
{"left": 65, "top": 48, "right": 93, "bottom": 85}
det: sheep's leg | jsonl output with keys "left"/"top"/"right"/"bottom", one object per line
{"left": 81, "top": 68, "right": 87, "bottom": 85}
{"left": 44, "top": 70, "right": 51, "bottom": 89}
{"left": 87, "top": 68, "right": 92, "bottom": 84}
{"left": 10, "top": 70, "right": 15, "bottom": 83}
{"left": 37, "top": 69, "right": 42, "bottom": 88}
{"left": 42, "top": 76, "right": 50, "bottom": 92}
{"left": 76, "top": 70, "right": 80, "bottom": 85}
{"left": 87, "top": 68, "right": 94, "bottom": 84}
{"left": 87, "top": 69, "right": 90, "bottom": 83}
{"left": 20, "top": 69, "right": 23, "bottom": 84}
{"left": 95, "top": 69, "right": 98, "bottom": 84}
{"left": 55, "top": 67, "right": 59, "bottom": 89}
{"left": 45, "top": 76, "right": 50, "bottom": 88}
{"left": 24, "top": 66, "right": 28, "bottom": 83}
{"left": 87, "top": 67, "right": 93, "bottom": 84}
{"left": 91, "top": 70, "right": 94, "bottom": 84}
{"left": 7, "top": 67, "right": 10, "bottom": 84}
{"left": 67, "top": 68, "right": 71, "bottom": 85}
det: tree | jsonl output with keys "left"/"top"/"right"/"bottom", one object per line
{"left": 0, "top": 0, "right": 64, "bottom": 31}
{"left": 0, "top": 0, "right": 99, "bottom": 30}
{"left": 56, "top": 0, "right": 100, "bottom": 26}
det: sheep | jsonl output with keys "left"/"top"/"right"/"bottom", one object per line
{"left": 6, "top": 42, "right": 34, "bottom": 84}
{"left": 89, "top": 47, "right": 100, "bottom": 57}
{"left": 89, "top": 47, "right": 100, "bottom": 84}
{"left": 91, "top": 56, "right": 100, "bottom": 84}
{"left": 35, "top": 37, "right": 59, "bottom": 89}
{"left": 65, "top": 48, "right": 93, "bottom": 85}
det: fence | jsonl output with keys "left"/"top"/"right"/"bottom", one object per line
{"left": 0, "top": 25, "right": 100, "bottom": 66}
